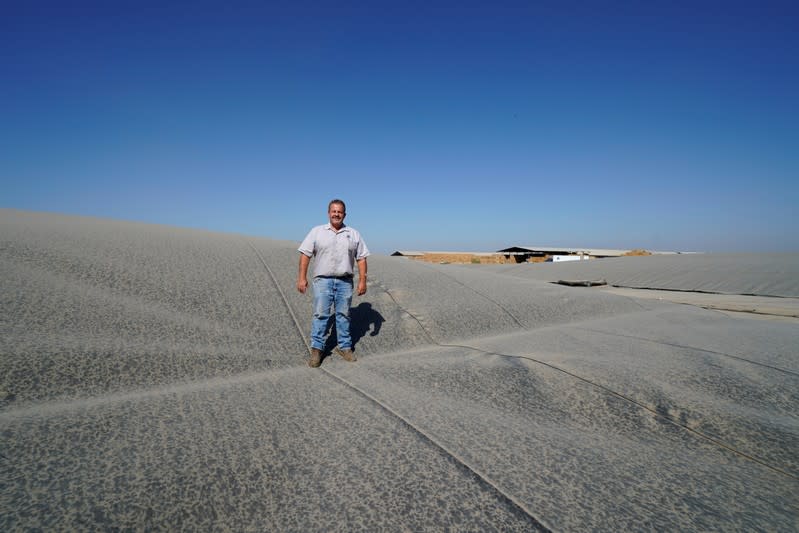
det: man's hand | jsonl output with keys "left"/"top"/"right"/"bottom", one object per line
{"left": 356, "top": 258, "right": 368, "bottom": 296}
{"left": 297, "top": 253, "right": 311, "bottom": 294}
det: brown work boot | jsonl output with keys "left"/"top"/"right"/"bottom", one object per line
{"left": 308, "top": 348, "right": 322, "bottom": 368}
{"left": 334, "top": 346, "right": 357, "bottom": 362}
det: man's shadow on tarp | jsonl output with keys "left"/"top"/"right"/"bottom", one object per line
{"left": 322, "top": 302, "right": 385, "bottom": 357}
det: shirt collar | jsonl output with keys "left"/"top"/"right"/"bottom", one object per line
{"left": 324, "top": 223, "right": 348, "bottom": 232}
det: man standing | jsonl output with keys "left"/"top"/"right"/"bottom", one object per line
{"left": 297, "top": 199, "right": 370, "bottom": 367}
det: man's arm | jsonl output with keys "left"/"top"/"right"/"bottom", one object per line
{"left": 297, "top": 253, "right": 311, "bottom": 293}
{"left": 356, "top": 257, "right": 367, "bottom": 296}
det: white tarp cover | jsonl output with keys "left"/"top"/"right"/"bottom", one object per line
{"left": 485, "top": 253, "right": 799, "bottom": 298}
{"left": 1, "top": 209, "right": 797, "bottom": 531}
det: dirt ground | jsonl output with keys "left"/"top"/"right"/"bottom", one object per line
{"left": 411, "top": 253, "right": 546, "bottom": 264}
{"left": 622, "top": 249, "right": 652, "bottom": 256}
{"left": 409, "top": 253, "right": 512, "bottom": 264}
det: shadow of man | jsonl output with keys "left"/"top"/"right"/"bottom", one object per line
{"left": 323, "top": 302, "right": 385, "bottom": 355}
{"left": 350, "top": 302, "right": 384, "bottom": 347}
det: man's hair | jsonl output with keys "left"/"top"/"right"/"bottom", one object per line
{"left": 328, "top": 199, "right": 346, "bottom": 213}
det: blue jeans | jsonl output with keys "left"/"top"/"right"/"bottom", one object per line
{"left": 310, "top": 276, "right": 353, "bottom": 351}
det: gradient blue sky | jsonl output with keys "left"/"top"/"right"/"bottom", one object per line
{"left": 2, "top": 1, "right": 797, "bottom": 254}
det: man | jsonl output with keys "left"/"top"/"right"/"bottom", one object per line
{"left": 297, "top": 199, "right": 370, "bottom": 367}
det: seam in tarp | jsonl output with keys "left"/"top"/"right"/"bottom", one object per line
{"left": 347, "top": 257, "right": 799, "bottom": 482}
{"left": 246, "top": 239, "right": 553, "bottom": 531}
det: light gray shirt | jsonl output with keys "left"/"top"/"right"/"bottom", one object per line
{"left": 298, "top": 223, "right": 370, "bottom": 278}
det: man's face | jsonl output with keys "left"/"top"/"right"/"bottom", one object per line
{"left": 328, "top": 203, "right": 346, "bottom": 228}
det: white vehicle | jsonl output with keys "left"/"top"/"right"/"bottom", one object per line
{"left": 550, "top": 254, "right": 589, "bottom": 262}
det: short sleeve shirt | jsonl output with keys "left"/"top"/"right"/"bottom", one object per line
{"left": 298, "top": 224, "right": 370, "bottom": 278}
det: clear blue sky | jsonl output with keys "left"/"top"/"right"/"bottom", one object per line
{"left": 2, "top": 1, "right": 798, "bottom": 254}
